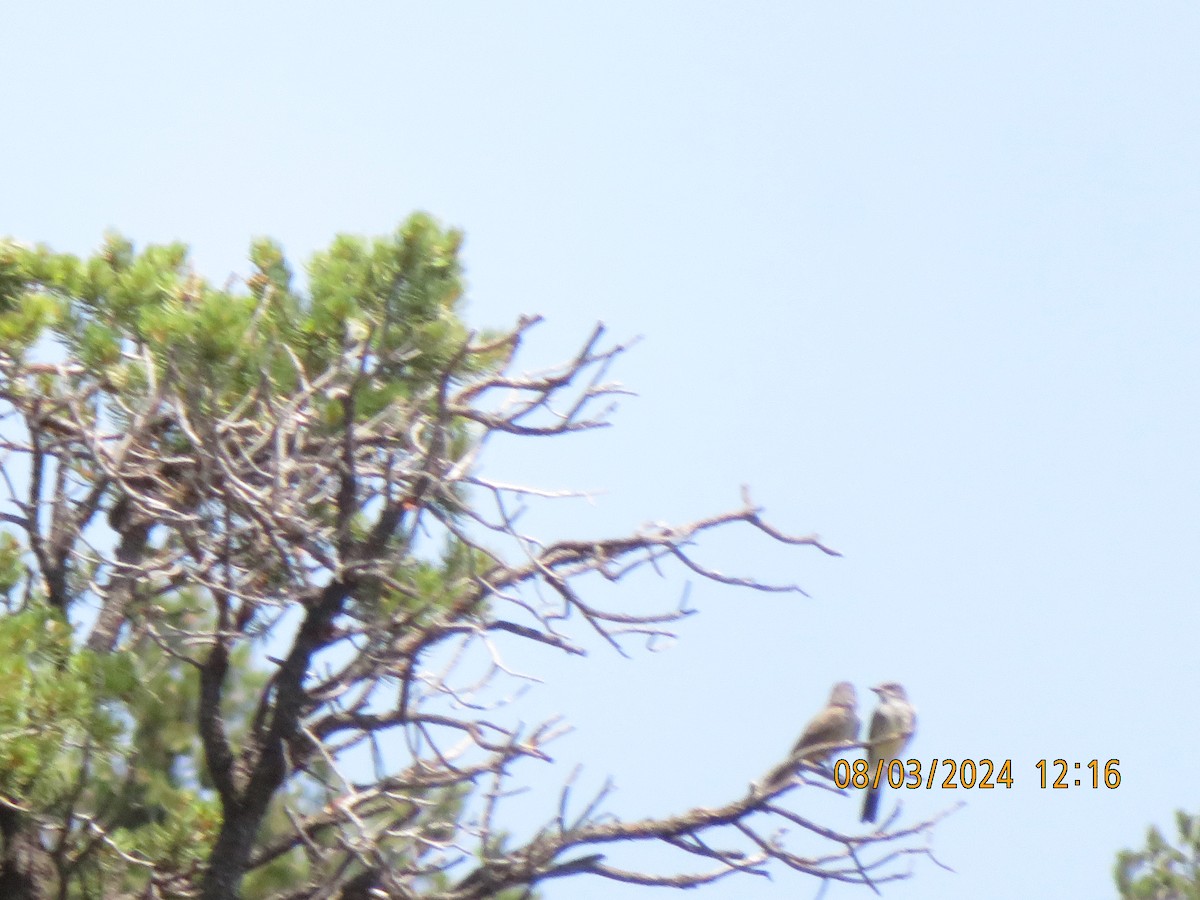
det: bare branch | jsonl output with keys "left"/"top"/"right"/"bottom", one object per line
{"left": 0, "top": 310, "right": 943, "bottom": 900}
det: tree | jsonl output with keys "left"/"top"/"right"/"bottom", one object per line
{"left": 0, "top": 217, "right": 950, "bottom": 899}
{"left": 1116, "top": 811, "right": 1200, "bottom": 899}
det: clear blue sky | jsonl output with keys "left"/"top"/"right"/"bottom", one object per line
{"left": 5, "top": 4, "right": 1199, "bottom": 897}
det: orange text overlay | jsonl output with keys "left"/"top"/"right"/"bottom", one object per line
{"left": 832, "top": 758, "right": 1122, "bottom": 790}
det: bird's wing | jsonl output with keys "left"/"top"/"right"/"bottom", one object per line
{"left": 867, "top": 706, "right": 889, "bottom": 746}
{"left": 795, "top": 707, "right": 853, "bottom": 757}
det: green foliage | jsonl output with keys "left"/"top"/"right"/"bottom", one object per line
{"left": 0, "top": 240, "right": 61, "bottom": 350}
{"left": 361, "top": 536, "right": 494, "bottom": 628}
{"left": 0, "top": 214, "right": 516, "bottom": 895}
{"left": 1116, "top": 811, "right": 1200, "bottom": 899}
{"left": 0, "top": 531, "right": 23, "bottom": 599}
{"left": 1, "top": 214, "right": 489, "bottom": 434}
{"left": 0, "top": 605, "right": 221, "bottom": 887}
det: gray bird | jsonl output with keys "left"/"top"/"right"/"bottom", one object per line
{"left": 793, "top": 681, "right": 860, "bottom": 764}
{"left": 765, "top": 681, "right": 859, "bottom": 792}
{"left": 861, "top": 681, "right": 916, "bottom": 823}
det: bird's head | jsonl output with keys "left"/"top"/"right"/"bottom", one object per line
{"left": 871, "top": 681, "right": 907, "bottom": 701}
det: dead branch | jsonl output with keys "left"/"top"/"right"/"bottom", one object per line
{"left": 0, "top": 316, "right": 947, "bottom": 899}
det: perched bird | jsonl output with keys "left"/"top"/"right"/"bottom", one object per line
{"left": 767, "top": 681, "right": 859, "bottom": 791}
{"left": 793, "top": 681, "right": 860, "bottom": 764}
{"left": 861, "top": 681, "right": 917, "bottom": 823}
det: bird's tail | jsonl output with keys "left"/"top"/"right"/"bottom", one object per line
{"left": 861, "top": 786, "right": 880, "bottom": 823}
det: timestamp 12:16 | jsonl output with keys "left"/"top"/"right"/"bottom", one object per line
{"left": 1036, "top": 759, "right": 1121, "bottom": 789}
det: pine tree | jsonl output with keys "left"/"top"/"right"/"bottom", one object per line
{"left": 0, "top": 218, "right": 943, "bottom": 898}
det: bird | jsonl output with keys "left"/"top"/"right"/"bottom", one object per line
{"left": 793, "top": 681, "right": 860, "bottom": 764}
{"left": 861, "top": 681, "right": 917, "bottom": 823}
{"left": 766, "top": 681, "right": 859, "bottom": 791}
